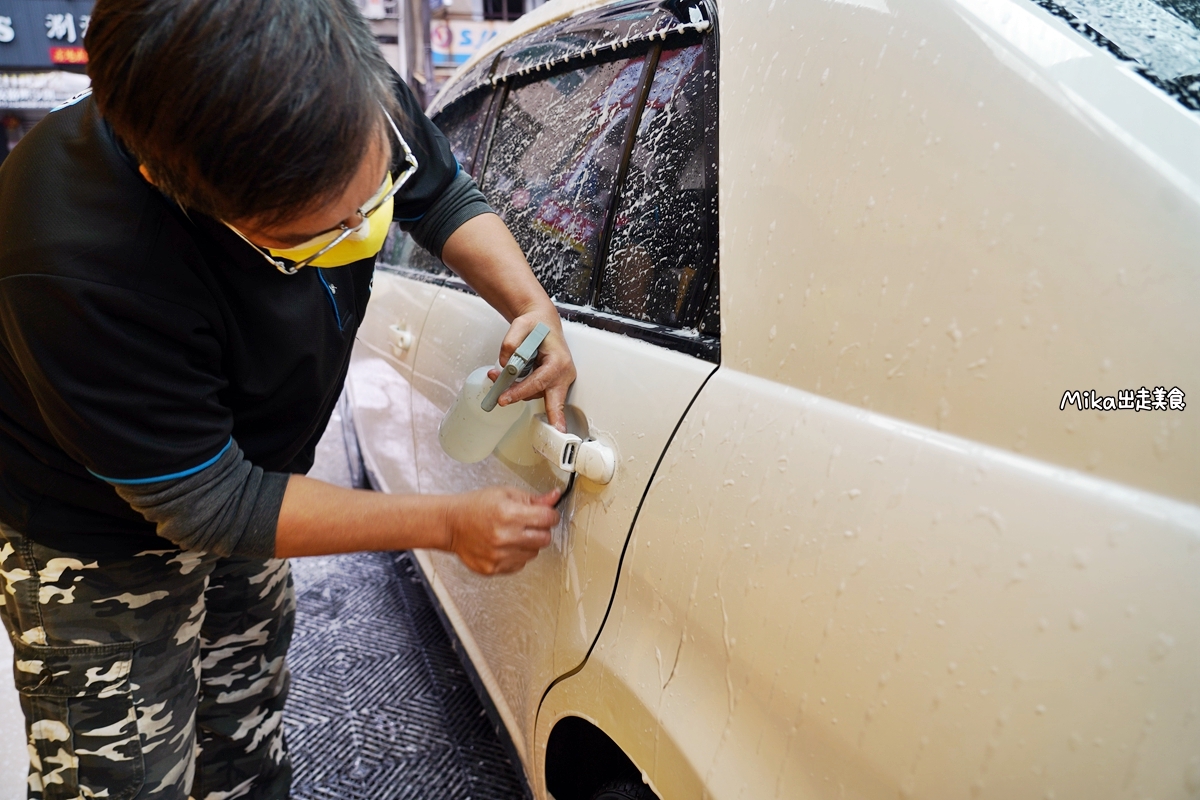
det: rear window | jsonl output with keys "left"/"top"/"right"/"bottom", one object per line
{"left": 1037, "top": 0, "right": 1200, "bottom": 107}
{"left": 436, "top": 90, "right": 492, "bottom": 177}
{"left": 597, "top": 45, "right": 714, "bottom": 327}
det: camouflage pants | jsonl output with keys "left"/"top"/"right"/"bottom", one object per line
{"left": 0, "top": 525, "right": 294, "bottom": 800}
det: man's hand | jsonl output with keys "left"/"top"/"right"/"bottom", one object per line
{"left": 488, "top": 311, "right": 576, "bottom": 432}
{"left": 441, "top": 214, "right": 578, "bottom": 432}
{"left": 275, "top": 477, "right": 559, "bottom": 570}
{"left": 445, "top": 486, "right": 561, "bottom": 575}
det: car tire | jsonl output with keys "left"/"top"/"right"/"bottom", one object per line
{"left": 590, "top": 779, "right": 657, "bottom": 800}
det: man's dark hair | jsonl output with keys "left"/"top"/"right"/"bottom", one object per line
{"left": 87, "top": 0, "right": 402, "bottom": 226}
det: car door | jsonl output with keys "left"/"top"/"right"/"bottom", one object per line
{"left": 409, "top": 11, "right": 719, "bottom": 759}
{"left": 538, "top": 0, "right": 1200, "bottom": 795}
{"left": 348, "top": 72, "right": 496, "bottom": 495}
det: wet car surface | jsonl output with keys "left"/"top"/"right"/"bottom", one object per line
{"left": 349, "top": 0, "right": 1200, "bottom": 796}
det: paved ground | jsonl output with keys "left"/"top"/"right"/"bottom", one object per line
{"left": 286, "top": 551, "right": 528, "bottom": 799}
{"left": 287, "top": 396, "right": 528, "bottom": 798}
{"left": 0, "top": 394, "right": 528, "bottom": 799}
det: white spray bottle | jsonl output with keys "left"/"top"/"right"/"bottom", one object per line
{"left": 438, "top": 323, "right": 551, "bottom": 464}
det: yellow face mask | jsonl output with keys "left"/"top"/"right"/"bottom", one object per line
{"left": 266, "top": 173, "right": 395, "bottom": 269}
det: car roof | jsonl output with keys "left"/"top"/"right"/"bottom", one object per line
{"left": 428, "top": 0, "right": 621, "bottom": 108}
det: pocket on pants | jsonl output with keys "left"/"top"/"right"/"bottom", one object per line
{"left": 13, "top": 637, "right": 144, "bottom": 800}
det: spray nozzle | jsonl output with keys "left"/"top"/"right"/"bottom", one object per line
{"left": 480, "top": 322, "right": 551, "bottom": 412}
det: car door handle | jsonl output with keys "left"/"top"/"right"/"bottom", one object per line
{"left": 388, "top": 323, "right": 414, "bottom": 356}
{"left": 530, "top": 415, "right": 616, "bottom": 485}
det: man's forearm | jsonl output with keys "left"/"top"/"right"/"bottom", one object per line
{"left": 440, "top": 212, "right": 557, "bottom": 322}
{"left": 274, "top": 475, "right": 560, "bottom": 574}
{"left": 274, "top": 475, "right": 450, "bottom": 558}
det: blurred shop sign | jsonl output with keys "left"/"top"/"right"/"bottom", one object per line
{"left": 0, "top": 70, "right": 89, "bottom": 108}
{"left": 431, "top": 19, "right": 507, "bottom": 67}
{"left": 0, "top": 0, "right": 94, "bottom": 68}
{"left": 360, "top": 0, "right": 388, "bottom": 19}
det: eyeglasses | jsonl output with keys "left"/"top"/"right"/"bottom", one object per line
{"left": 225, "top": 106, "right": 419, "bottom": 275}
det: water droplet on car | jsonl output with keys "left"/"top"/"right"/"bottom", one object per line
{"left": 1149, "top": 632, "right": 1175, "bottom": 661}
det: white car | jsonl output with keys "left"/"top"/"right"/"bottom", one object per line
{"left": 347, "top": 0, "right": 1200, "bottom": 796}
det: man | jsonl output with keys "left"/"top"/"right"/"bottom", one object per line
{"left": 0, "top": 0, "right": 575, "bottom": 797}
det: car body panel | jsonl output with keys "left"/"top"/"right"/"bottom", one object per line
{"left": 349, "top": 0, "right": 1200, "bottom": 794}
{"left": 345, "top": 272, "right": 441, "bottom": 496}
{"left": 407, "top": 286, "right": 714, "bottom": 768}
{"left": 524, "top": 0, "right": 1200, "bottom": 794}
{"left": 548, "top": 368, "right": 1200, "bottom": 798}
{"left": 716, "top": 0, "right": 1200, "bottom": 502}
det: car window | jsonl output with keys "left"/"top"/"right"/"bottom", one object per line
{"left": 479, "top": 55, "right": 649, "bottom": 305}
{"left": 426, "top": 53, "right": 501, "bottom": 118}
{"left": 378, "top": 90, "right": 495, "bottom": 277}
{"left": 437, "top": 89, "right": 493, "bottom": 177}
{"left": 596, "top": 44, "right": 714, "bottom": 328}
{"left": 1037, "top": 0, "right": 1200, "bottom": 107}
{"left": 378, "top": 226, "right": 448, "bottom": 276}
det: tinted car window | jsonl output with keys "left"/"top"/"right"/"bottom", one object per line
{"left": 1054, "top": 0, "right": 1199, "bottom": 79}
{"left": 378, "top": 227, "right": 448, "bottom": 275}
{"left": 1038, "top": 0, "right": 1200, "bottom": 107}
{"left": 378, "top": 91, "right": 494, "bottom": 276}
{"left": 437, "top": 89, "right": 492, "bottom": 177}
{"left": 480, "top": 55, "right": 648, "bottom": 305}
{"left": 597, "top": 45, "right": 713, "bottom": 328}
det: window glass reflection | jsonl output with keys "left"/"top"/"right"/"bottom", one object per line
{"left": 598, "top": 45, "right": 712, "bottom": 327}
{"left": 481, "top": 56, "right": 647, "bottom": 305}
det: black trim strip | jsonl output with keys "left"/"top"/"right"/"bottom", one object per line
{"left": 589, "top": 43, "right": 664, "bottom": 309}
{"left": 492, "top": 19, "right": 711, "bottom": 85}
{"left": 468, "top": 87, "right": 493, "bottom": 176}
{"left": 1029, "top": 0, "right": 1199, "bottom": 112}
{"left": 534, "top": 362, "right": 721, "bottom": 718}
{"left": 556, "top": 304, "right": 719, "bottom": 362}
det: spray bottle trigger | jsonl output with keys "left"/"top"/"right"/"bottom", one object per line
{"left": 480, "top": 322, "right": 552, "bottom": 412}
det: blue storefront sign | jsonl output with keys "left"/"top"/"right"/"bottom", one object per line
{"left": 0, "top": 0, "right": 95, "bottom": 69}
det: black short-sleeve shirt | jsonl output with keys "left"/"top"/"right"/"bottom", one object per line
{"left": 0, "top": 80, "right": 458, "bottom": 554}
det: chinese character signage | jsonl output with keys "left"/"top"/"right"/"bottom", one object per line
{"left": 431, "top": 20, "right": 507, "bottom": 67}
{"left": 0, "top": 1, "right": 94, "bottom": 69}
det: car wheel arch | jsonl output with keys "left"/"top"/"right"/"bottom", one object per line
{"left": 544, "top": 716, "right": 659, "bottom": 800}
